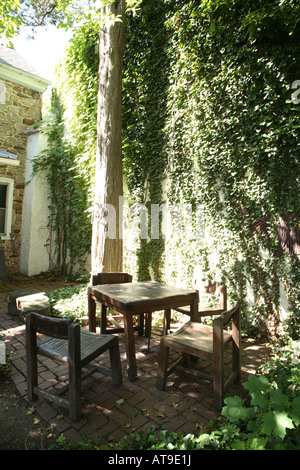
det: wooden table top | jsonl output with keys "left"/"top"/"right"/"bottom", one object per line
{"left": 88, "top": 281, "right": 198, "bottom": 314}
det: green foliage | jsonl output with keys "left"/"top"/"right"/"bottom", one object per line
{"left": 32, "top": 88, "right": 91, "bottom": 278}
{"left": 122, "top": 0, "right": 171, "bottom": 281}
{"left": 56, "top": 18, "right": 99, "bottom": 197}
{"left": 47, "top": 432, "right": 102, "bottom": 450}
{"left": 220, "top": 373, "right": 300, "bottom": 449}
{"left": 0, "top": 0, "right": 23, "bottom": 44}
{"left": 0, "top": 0, "right": 69, "bottom": 44}
{"left": 31, "top": 20, "right": 102, "bottom": 279}
{"left": 121, "top": 0, "right": 300, "bottom": 337}
{"left": 109, "top": 427, "right": 213, "bottom": 450}
{"left": 48, "top": 283, "right": 88, "bottom": 323}
{"left": 162, "top": 0, "right": 300, "bottom": 336}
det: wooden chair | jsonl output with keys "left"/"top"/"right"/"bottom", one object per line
{"left": 174, "top": 278, "right": 227, "bottom": 322}
{"left": 91, "top": 272, "right": 133, "bottom": 333}
{"left": 156, "top": 303, "right": 240, "bottom": 411}
{"left": 26, "top": 312, "right": 122, "bottom": 422}
{"left": 91, "top": 272, "right": 152, "bottom": 350}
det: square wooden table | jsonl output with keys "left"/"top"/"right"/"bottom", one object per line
{"left": 88, "top": 281, "right": 199, "bottom": 381}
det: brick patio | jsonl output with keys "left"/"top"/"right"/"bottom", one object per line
{"left": 0, "top": 275, "right": 270, "bottom": 446}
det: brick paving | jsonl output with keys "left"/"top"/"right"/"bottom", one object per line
{"left": 0, "top": 274, "right": 271, "bottom": 446}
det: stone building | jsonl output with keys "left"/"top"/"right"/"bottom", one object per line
{"left": 0, "top": 45, "right": 51, "bottom": 279}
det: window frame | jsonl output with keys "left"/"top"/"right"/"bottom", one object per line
{"left": 0, "top": 178, "right": 14, "bottom": 240}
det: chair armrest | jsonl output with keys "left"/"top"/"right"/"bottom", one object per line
{"left": 216, "top": 303, "right": 240, "bottom": 328}
{"left": 198, "top": 308, "right": 224, "bottom": 318}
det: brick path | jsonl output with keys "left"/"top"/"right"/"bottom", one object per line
{"left": 0, "top": 275, "right": 270, "bottom": 446}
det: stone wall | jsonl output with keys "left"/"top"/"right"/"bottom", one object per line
{"left": 0, "top": 78, "right": 43, "bottom": 274}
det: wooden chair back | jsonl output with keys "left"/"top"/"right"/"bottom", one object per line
{"left": 26, "top": 310, "right": 74, "bottom": 340}
{"left": 90, "top": 272, "right": 134, "bottom": 335}
{"left": 92, "top": 272, "right": 133, "bottom": 286}
{"left": 192, "top": 277, "right": 227, "bottom": 311}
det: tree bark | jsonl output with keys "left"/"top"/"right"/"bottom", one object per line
{"left": 91, "top": 0, "right": 126, "bottom": 273}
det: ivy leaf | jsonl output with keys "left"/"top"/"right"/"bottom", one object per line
{"left": 232, "top": 436, "right": 268, "bottom": 450}
{"left": 273, "top": 412, "right": 294, "bottom": 439}
{"left": 262, "top": 411, "right": 276, "bottom": 436}
{"left": 231, "top": 439, "right": 247, "bottom": 450}
{"left": 243, "top": 374, "right": 270, "bottom": 393}
{"left": 290, "top": 396, "right": 300, "bottom": 426}
{"left": 243, "top": 375, "right": 270, "bottom": 410}
{"left": 247, "top": 437, "right": 268, "bottom": 450}
{"left": 262, "top": 411, "right": 294, "bottom": 439}
{"left": 269, "top": 389, "right": 289, "bottom": 410}
{"left": 222, "top": 396, "right": 248, "bottom": 421}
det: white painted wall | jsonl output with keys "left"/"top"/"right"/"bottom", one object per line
{"left": 20, "top": 128, "right": 51, "bottom": 276}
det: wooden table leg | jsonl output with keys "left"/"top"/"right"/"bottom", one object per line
{"left": 88, "top": 294, "right": 96, "bottom": 332}
{"left": 100, "top": 304, "right": 107, "bottom": 333}
{"left": 123, "top": 313, "right": 137, "bottom": 381}
{"left": 163, "top": 308, "right": 171, "bottom": 336}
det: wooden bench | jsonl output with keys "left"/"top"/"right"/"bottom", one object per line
{"left": 7, "top": 289, "right": 50, "bottom": 321}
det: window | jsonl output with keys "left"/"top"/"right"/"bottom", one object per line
{"left": 0, "top": 178, "right": 13, "bottom": 239}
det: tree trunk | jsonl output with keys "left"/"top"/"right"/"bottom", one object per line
{"left": 91, "top": 0, "right": 126, "bottom": 274}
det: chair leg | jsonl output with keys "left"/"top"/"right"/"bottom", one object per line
{"left": 26, "top": 318, "right": 38, "bottom": 401}
{"left": 68, "top": 365, "right": 82, "bottom": 422}
{"left": 109, "top": 338, "right": 122, "bottom": 386}
{"left": 68, "top": 325, "right": 82, "bottom": 421}
{"left": 100, "top": 304, "right": 107, "bottom": 333}
{"left": 213, "top": 346, "right": 224, "bottom": 412}
{"left": 156, "top": 340, "right": 169, "bottom": 390}
{"left": 27, "top": 351, "right": 38, "bottom": 401}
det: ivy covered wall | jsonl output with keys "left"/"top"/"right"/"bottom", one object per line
{"left": 123, "top": 0, "right": 300, "bottom": 338}
{"left": 122, "top": 0, "right": 170, "bottom": 282}
{"left": 42, "top": 0, "right": 299, "bottom": 339}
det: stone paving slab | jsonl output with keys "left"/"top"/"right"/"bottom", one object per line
{"left": 0, "top": 275, "right": 270, "bottom": 446}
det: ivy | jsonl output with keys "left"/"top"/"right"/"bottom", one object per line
{"left": 48, "top": 283, "right": 88, "bottom": 322}
{"left": 121, "top": 0, "right": 300, "bottom": 336}
{"left": 122, "top": 0, "right": 170, "bottom": 280}
{"left": 56, "top": 19, "right": 99, "bottom": 201}
{"left": 159, "top": 0, "right": 300, "bottom": 337}
{"left": 32, "top": 20, "right": 101, "bottom": 279}
{"left": 32, "top": 88, "right": 91, "bottom": 278}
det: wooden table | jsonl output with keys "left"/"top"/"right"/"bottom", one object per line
{"left": 88, "top": 281, "right": 199, "bottom": 381}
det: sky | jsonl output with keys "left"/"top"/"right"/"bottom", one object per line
{"left": 13, "top": 25, "right": 72, "bottom": 83}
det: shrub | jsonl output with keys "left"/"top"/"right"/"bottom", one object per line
{"left": 48, "top": 284, "right": 88, "bottom": 323}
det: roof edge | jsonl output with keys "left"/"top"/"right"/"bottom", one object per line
{"left": 0, "top": 62, "right": 51, "bottom": 92}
